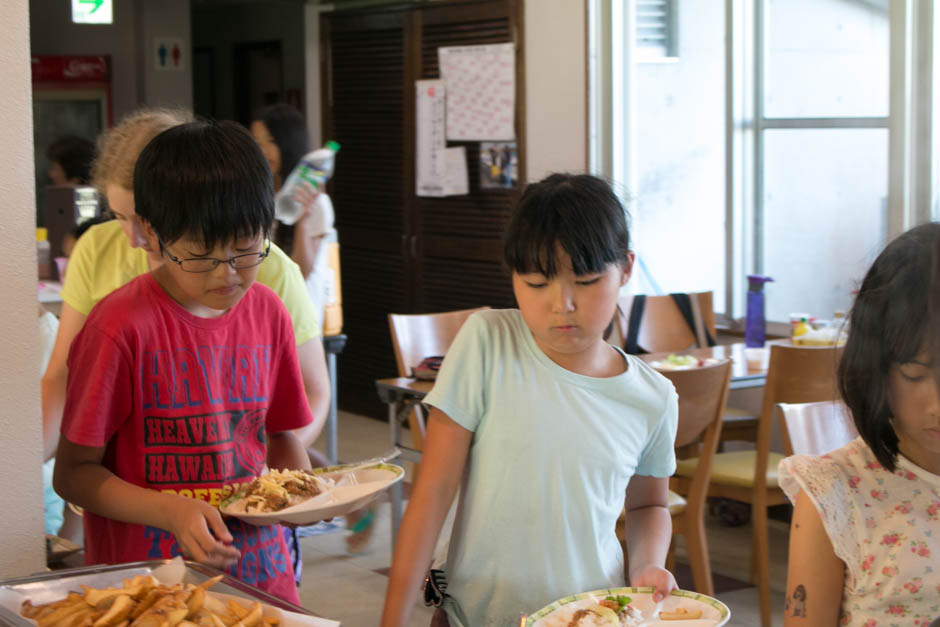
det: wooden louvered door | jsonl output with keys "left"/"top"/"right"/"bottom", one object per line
{"left": 322, "top": 9, "right": 412, "bottom": 416}
{"left": 322, "top": 0, "right": 523, "bottom": 417}
{"left": 412, "top": 0, "right": 522, "bottom": 312}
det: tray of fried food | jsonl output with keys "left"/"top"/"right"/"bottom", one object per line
{"left": 17, "top": 574, "right": 277, "bottom": 627}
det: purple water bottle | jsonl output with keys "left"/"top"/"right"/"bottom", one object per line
{"left": 745, "top": 275, "right": 774, "bottom": 348}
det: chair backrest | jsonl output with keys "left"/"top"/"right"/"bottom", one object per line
{"left": 753, "top": 344, "right": 844, "bottom": 489}
{"left": 777, "top": 400, "right": 857, "bottom": 456}
{"left": 387, "top": 307, "right": 490, "bottom": 378}
{"left": 612, "top": 292, "right": 716, "bottom": 353}
{"left": 661, "top": 359, "right": 732, "bottom": 514}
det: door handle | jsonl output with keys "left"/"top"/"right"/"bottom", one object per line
{"left": 410, "top": 235, "right": 417, "bottom": 258}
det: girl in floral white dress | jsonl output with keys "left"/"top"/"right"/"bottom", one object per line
{"left": 779, "top": 222, "right": 940, "bottom": 626}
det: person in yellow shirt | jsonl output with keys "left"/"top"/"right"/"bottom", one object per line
{"left": 40, "top": 108, "right": 331, "bottom": 493}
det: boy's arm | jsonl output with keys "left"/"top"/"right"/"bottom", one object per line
{"left": 783, "top": 490, "right": 843, "bottom": 626}
{"left": 381, "top": 408, "right": 472, "bottom": 627}
{"left": 266, "top": 430, "right": 313, "bottom": 471}
{"left": 623, "top": 475, "right": 677, "bottom": 601}
{"left": 53, "top": 438, "right": 241, "bottom": 569}
{"left": 40, "top": 303, "right": 87, "bottom": 461}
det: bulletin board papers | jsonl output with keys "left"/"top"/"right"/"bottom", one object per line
{"left": 438, "top": 43, "right": 515, "bottom": 141}
{"left": 416, "top": 80, "right": 469, "bottom": 196}
{"left": 416, "top": 80, "right": 446, "bottom": 196}
{"left": 440, "top": 146, "right": 469, "bottom": 196}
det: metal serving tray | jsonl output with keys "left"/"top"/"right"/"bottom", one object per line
{"left": 0, "top": 560, "right": 312, "bottom": 626}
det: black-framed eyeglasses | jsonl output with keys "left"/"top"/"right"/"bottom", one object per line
{"left": 159, "top": 238, "right": 270, "bottom": 273}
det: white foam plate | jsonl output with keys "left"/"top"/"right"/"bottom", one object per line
{"left": 220, "top": 463, "right": 404, "bottom": 526}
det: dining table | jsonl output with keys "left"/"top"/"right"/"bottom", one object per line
{"left": 638, "top": 339, "right": 787, "bottom": 390}
{"left": 374, "top": 340, "right": 782, "bottom": 547}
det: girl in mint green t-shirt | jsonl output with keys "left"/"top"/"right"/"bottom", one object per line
{"left": 382, "top": 174, "right": 679, "bottom": 627}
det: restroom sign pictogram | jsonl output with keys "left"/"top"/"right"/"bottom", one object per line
{"left": 154, "top": 37, "right": 186, "bottom": 72}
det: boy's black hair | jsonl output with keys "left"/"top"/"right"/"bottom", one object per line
{"left": 839, "top": 221, "right": 940, "bottom": 470}
{"left": 504, "top": 173, "right": 631, "bottom": 276}
{"left": 47, "top": 135, "right": 96, "bottom": 184}
{"left": 253, "top": 103, "right": 310, "bottom": 183}
{"left": 133, "top": 120, "right": 274, "bottom": 250}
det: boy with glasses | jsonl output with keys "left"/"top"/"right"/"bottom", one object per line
{"left": 53, "top": 121, "right": 312, "bottom": 604}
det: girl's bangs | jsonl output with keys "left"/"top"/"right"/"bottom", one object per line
{"left": 506, "top": 213, "right": 622, "bottom": 277}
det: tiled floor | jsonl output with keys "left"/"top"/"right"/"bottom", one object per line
{"left": 298, "top": 411, "right": 788, "bottom": 626}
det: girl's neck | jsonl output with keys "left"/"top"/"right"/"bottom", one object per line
{"left": 897, "top": 437, "right": 940, "bottom": 475}
{"left": 533, "top": 336, "right": 627, "bottom": 378}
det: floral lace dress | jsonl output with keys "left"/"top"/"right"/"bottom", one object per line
{"left": 778, "top": 437, "right": 940, "bottom": 626}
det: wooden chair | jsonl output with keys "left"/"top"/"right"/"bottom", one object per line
{"left": 607, "top": 291, "right": 755, "bottom": 441}
{"left": 664, "top": 359, "right": 732, "bottom": 595}
{"left": 387, "top": 307, "right": 489, "bottom": 451}
{"left": 609, "top": 291, "right": 716, "bottom": 354}
{"left": 777, "top": 400, "right": 857, "bottom": 456}
{"left": 672, "top": 343, "right": 843, "bottom": 627}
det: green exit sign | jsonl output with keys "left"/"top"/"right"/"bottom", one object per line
{"left": 71, "top": 0, "right": 113, "bottom": 24}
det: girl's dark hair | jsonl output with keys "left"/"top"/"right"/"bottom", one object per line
{"left": 252, "top": 103, "right": 310, "bottom": 253}
{"left": 47, "top": 135, "right": 96, "bottom": 184}
{"left": 253, "top": 103, "right": 310, "bottom": 182}
{"left": 133, "top": 120, "right": 274, "bottom": 250}
{"left": 504, "top": 173, "right": 631, "bottom": 276}
{"left": 839, "top": 221, "right": 940, "bottom": 470}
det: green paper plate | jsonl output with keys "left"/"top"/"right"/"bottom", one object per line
{"left": 527, "top": 587, "right": 730, "bottom": 626}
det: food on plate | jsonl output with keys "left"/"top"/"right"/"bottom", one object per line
{"left": 559, "top": 595, "right": 642, "bottom": 626}
{"left": 651, "top": 354, "right": 720, "bottom": 370}
{"left": 659, "top": 607, "right": 704, "bottom": 620}
{"left": 223, "top": 469, "right": 334, "bottom": 514}
{"left": 19, "top": 574, "right": 279, "bottom": 627}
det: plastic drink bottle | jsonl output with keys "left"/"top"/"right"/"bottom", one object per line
{"left": 745, "top": 275, "right": 774, "bottom": 348}
{"left": 275, "top": 140, "right": 341, "bottom": 225}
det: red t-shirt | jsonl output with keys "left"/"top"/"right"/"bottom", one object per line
{"left": 61, "top": 273, "right": 313, "bottom": 605}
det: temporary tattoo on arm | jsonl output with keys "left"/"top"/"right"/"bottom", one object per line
{"left": 786, "top": 584, "right": 807, "bottom": 617}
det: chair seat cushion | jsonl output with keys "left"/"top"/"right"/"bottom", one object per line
{"left": 674, "top": 451, "right": 786, "bottom": 488}
{"left": 667, "top": 490, "right": 687, "bottom": 515}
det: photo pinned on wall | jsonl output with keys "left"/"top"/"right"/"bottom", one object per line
{"left": 479, "top": 142, "right": 517, "bottom": 189}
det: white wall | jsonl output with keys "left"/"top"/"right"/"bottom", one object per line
{"left": 524, "top": 0, "right": 588, "bottom": 181}
{"left": 0, "top": 1, "right": 47, "bottom": 577}
{"left": 141, "top": 0, "right": 194, "bottom": 109}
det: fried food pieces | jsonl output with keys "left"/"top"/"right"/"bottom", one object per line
{"left": 20, "top": 574, "right": 280, "bottom": 627}
{"left": 659, "top": 607, "right": 703, "bottom": 620}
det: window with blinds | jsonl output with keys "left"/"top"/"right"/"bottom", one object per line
{"left": 636, "top": 0, "right": 677, "bottom": 60}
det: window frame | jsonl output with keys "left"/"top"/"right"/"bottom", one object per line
{"left": 592, "top": 0, "right": 936, "bottom": 327}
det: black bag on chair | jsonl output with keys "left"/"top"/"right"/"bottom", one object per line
{"left": 623, "top": 293, "right": 717, "bottom": 355}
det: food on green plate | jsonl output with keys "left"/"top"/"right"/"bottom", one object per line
{"left": 223, "top": 469, "right": 334, "bottom": 514}
{"left": 558, "top": 595, "right": 642, "bottom": 626}
{"left": 651, "top": 354, "right": 720, "bottom": 370}
{"left": 665, "top": 354, "right": 698, "bottom": 367}
{"left": 659, "top": 607, "right": 704, "bottom": 620}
